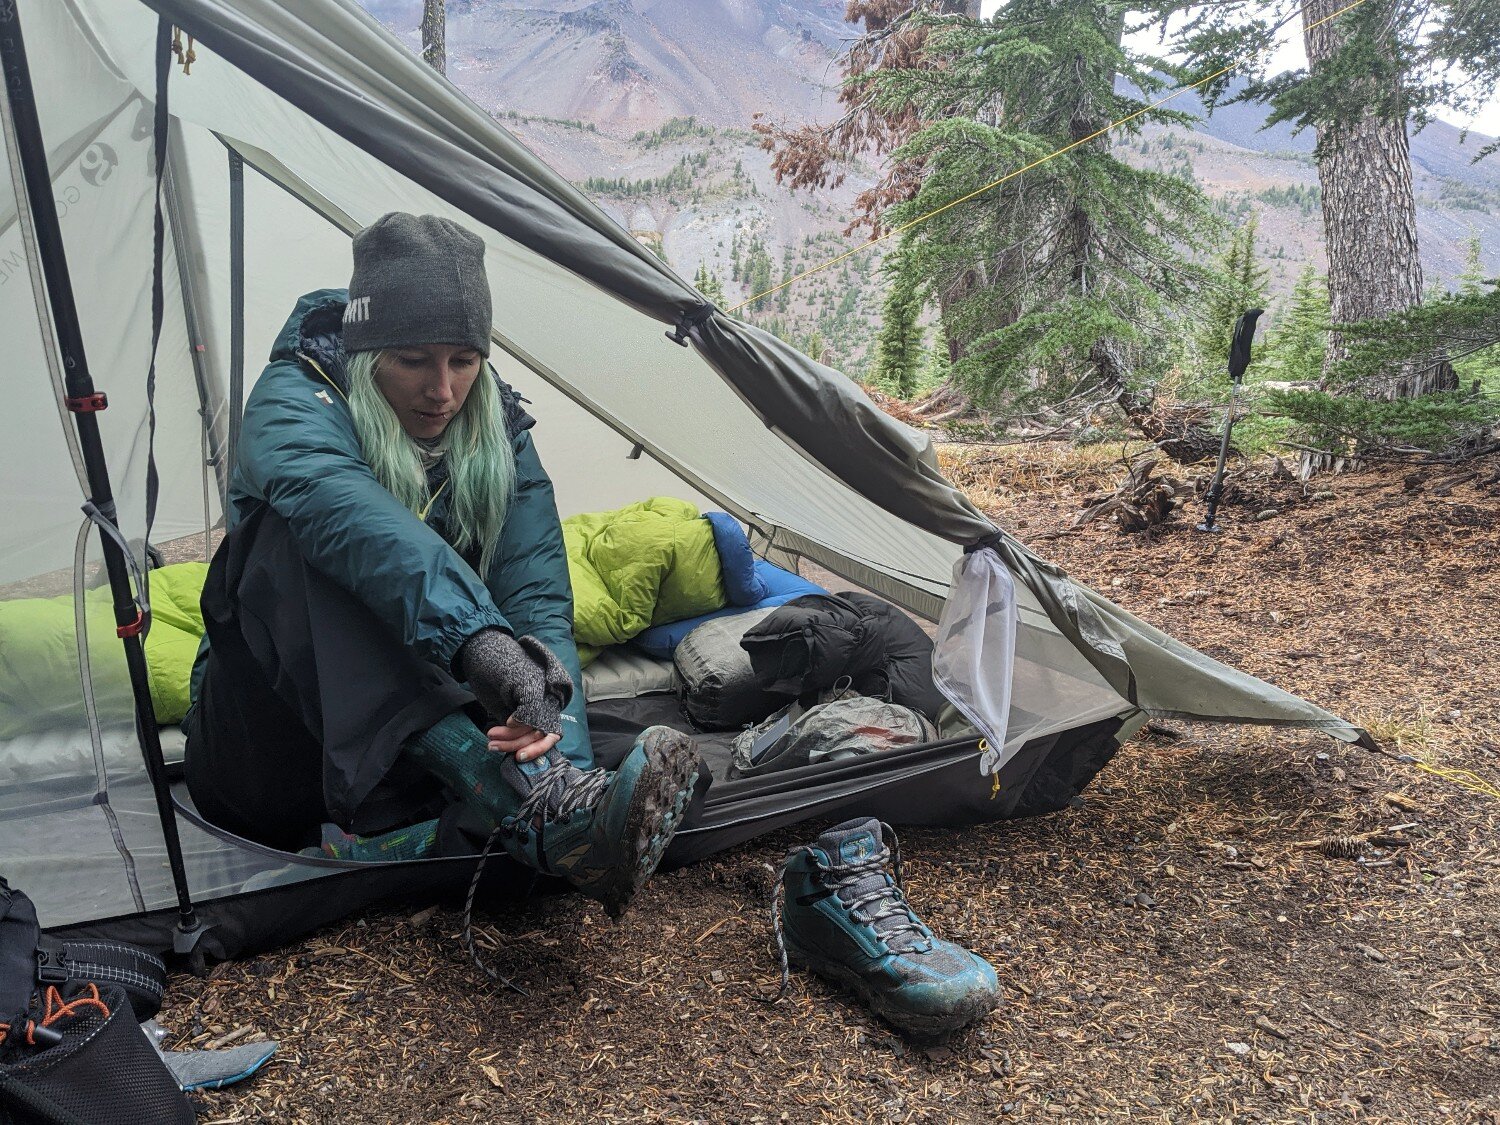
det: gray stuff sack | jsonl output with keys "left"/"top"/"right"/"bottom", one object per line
{"left": 729, "top": 694, "right": 938, "bottom": 779}
{"left": 674, "top": 608, "right": 789, "bottom": 731}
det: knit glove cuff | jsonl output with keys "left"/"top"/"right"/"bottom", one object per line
{"left": 457, "top": 629, "right": 574, "bottom": 737}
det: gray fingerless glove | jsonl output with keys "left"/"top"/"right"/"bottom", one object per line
{"left": 457, "top": 629, "right": 574, "bottom": 736}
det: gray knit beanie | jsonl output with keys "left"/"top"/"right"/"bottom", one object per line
{"left": 343, "top": 212, "right": 492, "bottom": 356}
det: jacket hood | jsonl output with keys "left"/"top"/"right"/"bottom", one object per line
{"left": 271, "top": 288, "right": 352, "bottom": 390}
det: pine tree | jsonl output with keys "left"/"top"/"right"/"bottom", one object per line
{"left": 744, "top": 241, "right": 775, "bottom": 312}
{"left": 1267, "top": 265, "right": 1331, "bottom": 386}
{"left": 761, "top": 1, "right": 1223, "bottom": 455}
{"left": 1457, "top": 234, "right": 1488, "bottom": 298}
{"left": 803, "top": 330, "right": 827, "bottom": 365}
{"left": 874, "top": 245, "right": 927, "bottom": 398}
{"left": 1196, "top": 212, "right": 1271, "bottom": 378}
{"left": 778, "top": 245, "right": 797, "bottom": 311}
{"left": 694, "top": 262, "right": 727, "bottom": 308}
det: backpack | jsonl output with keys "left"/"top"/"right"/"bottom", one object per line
{"left": 0, "top": 877, "right": 191, "bottom": 1125}
{"left": 0, "top": 879, "right": 166, "bottom": 1024}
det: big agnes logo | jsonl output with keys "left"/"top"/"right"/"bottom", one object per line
{"left": 79, "top": 143, "right": 117, "bottom": 186}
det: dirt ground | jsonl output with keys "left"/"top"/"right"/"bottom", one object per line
{"left": 165, "top": 449, "right": 1500, "bottom": 1125}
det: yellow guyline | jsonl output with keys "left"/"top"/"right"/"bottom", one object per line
{"left": 726, "top": 0, "right": 1375, "bottom": 314}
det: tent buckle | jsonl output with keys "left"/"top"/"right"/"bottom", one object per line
{"left": 65, "top": 392, "right": 109, "bottom": 414}
{"left": 665, "top": 302, "right": 715, "bottom": 347}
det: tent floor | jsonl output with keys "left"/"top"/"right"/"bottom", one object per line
{"left": 36, "top": 699, "right": 1130, "bottom": 960}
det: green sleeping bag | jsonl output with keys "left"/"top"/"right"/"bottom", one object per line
{"left": 563, "top": 498, "right": 726, "bottom": 666}
{"left": 0, "top": 497, "right": 727, "bottom": 736}
{"left": 0, "top": 563, "right": 208, "bottom": 739}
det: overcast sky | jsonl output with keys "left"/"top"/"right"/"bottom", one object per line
{"left": 977, "top": 0, "right": 1500, "bottom": 138}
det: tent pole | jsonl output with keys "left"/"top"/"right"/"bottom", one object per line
{"left": 0, "top": 2, "right": 203, "bottom": 952}
{"left": 227, "top": 147, "right": 245, "bottom": 487}
{"left": 163, "top": 138, "right": 230, "bottom": 506}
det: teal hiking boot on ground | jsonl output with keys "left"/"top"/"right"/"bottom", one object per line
{"left": 772, "top": 817, "right": 999, "bottom": 1038}
{"left": 498, "top": 725, "right": 700, "bottom": 918}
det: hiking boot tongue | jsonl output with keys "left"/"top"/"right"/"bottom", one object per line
{"left": 814, "top": 817, "right": 924, "bottom": 950}
{"left": 817, "top": 817, "right": 885, "bottom": 869}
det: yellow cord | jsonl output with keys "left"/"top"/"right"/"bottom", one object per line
{"left": 1411, "top": 761, "right": 1500, "bottom": 802}
{"left": 417, "top": 479, "right": 450, "bottom": 522}
{"left": 725, "top": 0, "right": 1374, "bottom": 314}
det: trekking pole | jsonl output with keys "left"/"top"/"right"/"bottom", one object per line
{"left": 1, "top": 5, "right": 204, "bottom": 957}
{"left": 1197, "top": 308, "right": 1263, "bottom": 533}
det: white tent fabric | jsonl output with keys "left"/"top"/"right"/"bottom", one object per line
{"left": 0, "top": 0, "right": 1365, "bottom": 939}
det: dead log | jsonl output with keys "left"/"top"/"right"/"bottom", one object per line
{"left": 1090, "top": 339, "right": 1222, "bottom": 464}
{"left": 1069, "top": 453, "right": 1195, "bottom": 533}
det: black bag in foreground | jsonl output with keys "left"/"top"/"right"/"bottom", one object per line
{"left": 0, "top": 879, "right": 166, "bottom": 1024}
{"left": 0, "top": 983, "right": 194, "bottom": 1125}
{"left": 1, "top": 877, "right": 190, "bottom": 1124}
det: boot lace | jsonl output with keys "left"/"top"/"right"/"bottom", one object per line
{"left": 514, "top": 759, "right": 610, "bottom": 826}
{"left": 766, "top": 822, "right": 928, "bottom": 1000}
{"left": 462, "top": 759, "right": 607, "bottom": 995}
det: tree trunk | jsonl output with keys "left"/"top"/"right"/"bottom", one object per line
{"left": 422, "top": 0, "right": 446, "bottom": 76}
{"left": 1303, "top": 0, "right": 1453, "bottom": 397}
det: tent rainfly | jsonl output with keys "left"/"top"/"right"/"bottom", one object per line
{"left": 0, "top": 0, "right": 1369, "bottom": 961}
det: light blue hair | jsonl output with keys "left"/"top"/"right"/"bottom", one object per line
{"left": 345, "top": 349, "right": 516, "bottom": 577}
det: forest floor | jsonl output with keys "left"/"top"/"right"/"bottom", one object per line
{"left": 167, "top": 448, "right": 1500, "bottom": 1125}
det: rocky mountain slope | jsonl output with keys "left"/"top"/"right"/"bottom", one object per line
{"left": 362, "top": 1, "right": 1497, "bottom": 375}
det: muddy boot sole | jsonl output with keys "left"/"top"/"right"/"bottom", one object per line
{"left": 786, "top": 945, "right": 999, "bottom": 1040}
{"left": 599, "top": 727, "right": 700, "bottom": 919}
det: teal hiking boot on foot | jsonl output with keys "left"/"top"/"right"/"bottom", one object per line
{"left": 498, "top": 726, "right": 700, "bottom": 918}
{"left": 772, "top": 818, "right": 999, "bottom": 1038}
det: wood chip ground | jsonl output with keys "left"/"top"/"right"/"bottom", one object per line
{"left": 167, "top": 450, "right": 1500, "bottom": 1124}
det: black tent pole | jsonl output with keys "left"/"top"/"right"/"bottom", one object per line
{"left": 1, "top": 3, "right": 203, "bottom": 953}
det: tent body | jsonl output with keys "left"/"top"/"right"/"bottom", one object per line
{"left": 0, "top": 0, "right": 1363, "bottom": 959}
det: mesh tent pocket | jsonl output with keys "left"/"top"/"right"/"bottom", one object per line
{"left": 932, "top": 551, "right": 1018, "bottom": 776}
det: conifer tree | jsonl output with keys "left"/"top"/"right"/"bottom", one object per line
{"left": 760, "top": 1, "right": 1223, "bottom": 456}
{"left": 1196, "top": 212, "right": 1270, "bottom": 376}
{"left": 1267, "top": 264, "right": 1330, "bottom": 385}
{"left": 694, "top": 262, "right": 728, "bottom": 307}
{"left": 874, "top": 244, "right": 927, "bottom": 397}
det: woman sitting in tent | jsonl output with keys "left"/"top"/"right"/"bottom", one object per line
{"left": 183, "top": 212, "right": 700, "bottom": 917}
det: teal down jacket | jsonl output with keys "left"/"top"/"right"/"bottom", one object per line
{"left": 192, "top": 289, "right": 592, "bottom": 766}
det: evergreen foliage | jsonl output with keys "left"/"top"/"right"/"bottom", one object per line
{"left": 1146, "top": 0, "right": 1500, "bottom": 149}
{"left": 1331, "top": 273, "right": 1500, "bottom": 390}
{"left": 866, "top": 1, "right": 1220, "bottom": 413}
{"left": 737, "top": 239, "right": 776, "bottom": 311}
{"left": 1265, "top": 265, "right": 1331, "bottom": 385}
{"left": 1265, "top": 388, "right": 1500, "bottom": 457}
{"left": 580, "top": 153, "right": 705, "bottom": 197}
{"left": 1194, "top": 211, "right": 1270, "bottom": 379}
{"left": 693, "top": 262, "right": 728, "bottom": 307}
{"left": 874, "top": 244, "right": 927, "bottom": 397}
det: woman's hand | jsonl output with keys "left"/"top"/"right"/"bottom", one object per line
{"left": 457, "top": 629, "right": 574, "bottom": 738}
{"left": 486, "top": 717, "right": 561, "bottom": 762}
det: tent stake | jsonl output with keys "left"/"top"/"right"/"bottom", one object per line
{"left": 0, "top": 3, "right": 204, "bottom": 955}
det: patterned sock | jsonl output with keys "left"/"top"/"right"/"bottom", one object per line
{"left": 402, "top": 709, "right": 521, "bottom": 826}
{"left": 319, "top": 819, "right": 438, "bottom": 862}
